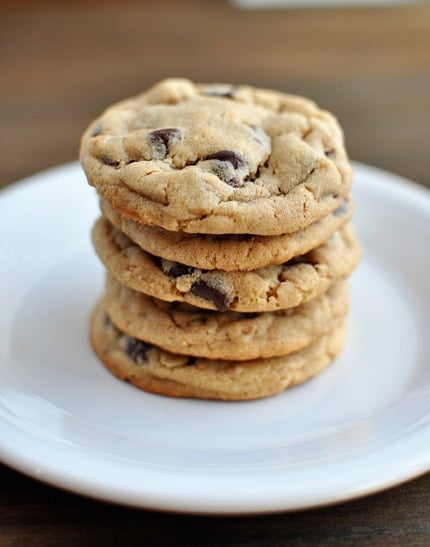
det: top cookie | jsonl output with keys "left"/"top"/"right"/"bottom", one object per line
{"left": 80, "top": 78, "right": 352, "bottom": 235}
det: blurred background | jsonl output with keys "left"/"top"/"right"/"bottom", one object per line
{"left": 1, "top": 0, "right": 429, "bottom": 189}
{"left": 1, "top": 2, "right": 430, "bottom": 541}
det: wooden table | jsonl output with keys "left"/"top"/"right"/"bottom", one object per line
{"left": 1, "top": 1, "right": 429, "bottom": 544}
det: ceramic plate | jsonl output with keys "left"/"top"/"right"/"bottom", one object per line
{"left": 0, "top": 162, "right": 429, "bottom": 514}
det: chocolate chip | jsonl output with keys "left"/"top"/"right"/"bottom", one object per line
{"left": 206, "top": 150, "right": 247, "bottom": 170}
{"left": 125, "top": 336, "right": 150, "bottom": 365}
{"left": 149, "top": 128, "right": 181, "bottom": 158}
{"left": 206, "top": 150, "right": 249, "bottom": 187}
{"left": 190, "top": 280, "right": 231, "bottom": 311}
{"left": 333, "top": 200, "right": 348, "bottom": 217}
{"left": 168, "top": 263, "right": 195, "bottom": 278}
{"left": 100, "top": 155, "right": 120, "bottom": 168}
{"left": 187, "top": 357, "right": 197, "bottom": 366}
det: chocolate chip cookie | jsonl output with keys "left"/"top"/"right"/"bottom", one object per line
{"left": 80, "top": 78, "right": 352, "bottom": 235}
{"left": 82, "top": 78, "right": 360, "bottom": 400}
{"left": 93, "top": 217, "right": 360, "bottom": 312}
{"left": 91, "top": 300, "right": 347, "bottom": 400}
{"left": 100, "top": 197, "right": 353, "bottom": 271}
{"left": 104, "top": 276, "right": 349, "bottom": 360}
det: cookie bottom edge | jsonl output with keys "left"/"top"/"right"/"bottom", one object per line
{"left": 90, "top": 300, "right": 347, "bottom": 401}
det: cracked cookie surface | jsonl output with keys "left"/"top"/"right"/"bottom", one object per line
{"left": 90, "top": 300, "right": 347, "bottom": 400}
{"left": 104, "top": 276, "right": 349, "bottom": 360}
{"left": 100, "top": 197, "right": 353, "bottom": 271}
{"left": 80, "top": 78, "right": 352, "bottom": 235}
{"left": 93, "top": 217, "right": 360, "bottom": 312}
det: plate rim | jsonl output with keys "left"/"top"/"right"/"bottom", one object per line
{"left": 0, "top": 412, "right": 428, "bottom": 514}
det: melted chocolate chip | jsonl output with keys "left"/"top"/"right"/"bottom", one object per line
{"left": 206, "top": 150, "right": 247, "bottom": 170}
{"left": 100, "top": 156, "right": 120, "bottom": 168}
{"left": 333, "top": 200, "right": 348, "bottom": 217}
{"left": 149, "top": 128, "right": 181, "bottom": 158}
{"left": 190, "top": 280, "right": 231, "bottom": 311}
{"left": 168, "top": 263, "right": 195, "bottom": 278}
{"left": 206, "top": 150, "right": 249, "bottom": 187}
{"left": 125, "top": 336, "right": 150, "bottom": 365}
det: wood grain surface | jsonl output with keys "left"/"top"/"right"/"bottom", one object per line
{"left": 1, "top": 463, "right": 429, "bottom": 546}
{"left": 1, "top": 1, "right": 429, "bottom": 545}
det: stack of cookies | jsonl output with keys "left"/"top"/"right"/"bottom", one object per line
{"left": 80, "top": 78, "right": 361, "bottom": 400}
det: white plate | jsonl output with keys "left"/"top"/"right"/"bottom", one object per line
{"left": 0, "top": 162, "right": 429, "bottom": 514}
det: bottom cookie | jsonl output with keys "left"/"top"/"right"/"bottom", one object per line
{"left": 90, "top": 300, "right": 347, "bottom": 401}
